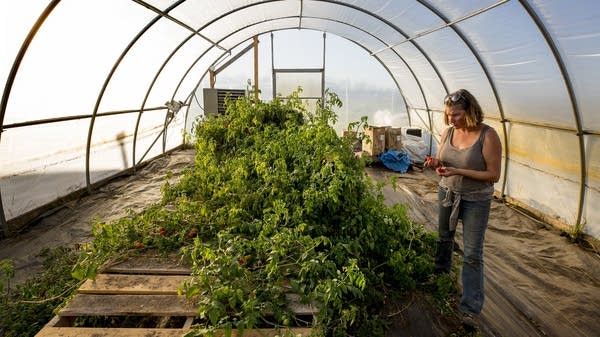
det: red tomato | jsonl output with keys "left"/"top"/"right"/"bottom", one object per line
{"left": 187, "top": 228, "right": 199, "bottom": 238}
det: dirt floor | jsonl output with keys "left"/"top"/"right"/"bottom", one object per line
{"left": 0, "top": 148, "right": 196, "bottom": 286}
{"left": 1, "top": 148, "right": 599, "bottom": 337}
{"left": 368, "top": 166, "right": 600, "bottom": 337}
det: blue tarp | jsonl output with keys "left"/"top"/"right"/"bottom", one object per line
{"left": 380, "top": 150, "right": 411, "bottom": 173}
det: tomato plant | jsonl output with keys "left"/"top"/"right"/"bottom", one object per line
{"left": 72, "top": 90, "right": 441, "bottom": 336}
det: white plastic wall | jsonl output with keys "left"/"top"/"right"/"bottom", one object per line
{"left": 2, "top": 0, "right": 599, "bottom": 240}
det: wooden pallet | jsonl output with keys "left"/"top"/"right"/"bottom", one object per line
{"left": 36, "top": 255, "right": 315, "bottom": 337}
{"left": 36, "top": 326, "right": 313, "bottom": 337}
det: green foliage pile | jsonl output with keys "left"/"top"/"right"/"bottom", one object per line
{"left": 0, "top": 248, "right": 80, "bottom": 337}
{"left": 72, "top": 91, "right": 440, "bottom": 336}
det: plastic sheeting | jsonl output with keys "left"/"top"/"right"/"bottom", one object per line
{"left": 380, "top": 150, "right": 411, "bottom": 173}
{"left": 1, "top": 0, "right": 599, "bottom": 239}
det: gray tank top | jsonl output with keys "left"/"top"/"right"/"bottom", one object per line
{"left": 439, "top": 124, "right": 494, "bottom": 201}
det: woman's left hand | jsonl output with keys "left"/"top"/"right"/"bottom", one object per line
{"left": 436, "top": 166, "right": 457, "bottom": 176}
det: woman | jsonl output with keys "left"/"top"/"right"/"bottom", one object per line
{"left": 424, "top": 89, "right": 502, "bottom": 329}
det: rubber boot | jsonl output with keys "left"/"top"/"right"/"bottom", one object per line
{"left": 434, "top": 239, "right": 454, "bottom": 274}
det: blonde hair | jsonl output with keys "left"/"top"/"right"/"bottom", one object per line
{"left": 443, "top": 89, "right": 484, "bottom": 128}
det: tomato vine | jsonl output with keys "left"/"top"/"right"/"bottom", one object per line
{"left": 73, "top": 90, "right": 440, "bottom": 336}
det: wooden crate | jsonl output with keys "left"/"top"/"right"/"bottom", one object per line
{"left": 36, "top": 255, "right": 314, "bottom": 337}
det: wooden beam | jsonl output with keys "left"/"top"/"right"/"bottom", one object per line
{"left": 58, "top": 294, "right": 197, "bottom": 317}
{"left": 78, "top": 274, "right": 190, "bottom": 295}
{"left": 210, "top": 69, "right": 216, "bottom": 88}
{"left": 102, "top": 256, "right": 191, "bottom": 275}
{"left": 213, "top": 41, "right": 254, "bottom": 76}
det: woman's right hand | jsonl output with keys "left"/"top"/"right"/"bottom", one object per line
{"left": 424, "top": 155, "right": 438, "bottom": 168}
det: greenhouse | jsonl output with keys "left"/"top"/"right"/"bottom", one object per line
{"left": 1, "top": 1, "right": 599, "bottom": 337}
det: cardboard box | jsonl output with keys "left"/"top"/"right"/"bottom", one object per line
{"left": 362, "top": 126, "right": 386, "bottom": 156}
{"left": 343, "top": 130, "right": 362, "bottom": 152}
{"left": 385, "top": 127, "right": 403, "bottom": 151}
{"left": 343, "top": 130, "right": 356, "bottom": 138}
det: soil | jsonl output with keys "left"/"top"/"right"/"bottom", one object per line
{"left": 1, "top": 148, "right": 599, "bottom": 337}
{"left": 369, "top": 165, "right": 600, "bottom": 337}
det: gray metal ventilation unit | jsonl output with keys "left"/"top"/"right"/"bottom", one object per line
{"left": 203, "top": 88, "right": 247, "bottom": 115}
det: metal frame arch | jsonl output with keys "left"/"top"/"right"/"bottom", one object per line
{"left": 0, "top": 1, "right": 61, "bottom": 135}
{"left": 176, "top": 25, "right": 410, "bottom": 137}
{"left": 84, "top": 0, "right": 186, "bottom": 190}
{"left": 131, "top": 2, "right": 195, "bottom": 171}
{"left": 298, "top": 0, "right": 305, "bottom": 29}
{"left": 158, "top": 17, "right": 405, "bottom": 120}
{"left": 188, "top": 0, "right": 451, "bottom": 137}
{"left": 311, "top": 0, "right": 448, "bottom": 139}
{"left": 0, "top": 0, "right": 61, "bottom": 234}
{"left": 172, "top": 18, "right": 422, "bottom": 132}
{"left": 149, "top": 31, "right": 244, "bottom": 152}
{"left": 224, "top": 26, "right": 412, "bottom": 117}
{"left": 518, "top": 0, "right": 587, "bottom": 228}
{"left": 130, "top": 1, "right": 284, "bottom": 165}
{"left": 347, "top": 41, "right": 411, "bottom": 126}
{"left": 131, "top": 0, "right": 227, "bottom": 52}
{"left": 179, "top": 0, "right": 453, "bottom": 138}
{"left": 416, "top": 0, "right": 511, "bottom": 198}
{"left": 128, "top": 0, "right": 510, "bottom": 193}
{"left": 175, "top": 25, "right": 413, "bottom": 139}
{"left": 298, "top": 18, "right": 414, "bottom": 121}
{"left": 169, "top": 14, "right": 422, "bottom": 132}
{"left": 296, "top": 16, "right": 415, "bottom": 123}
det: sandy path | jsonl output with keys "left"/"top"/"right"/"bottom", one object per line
{"left": 368, "top": 166, "right": 600, "bottom": 337}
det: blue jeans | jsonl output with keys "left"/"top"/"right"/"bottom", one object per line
{"left": 435, "top": 187, "right": 491, "bottom": 315}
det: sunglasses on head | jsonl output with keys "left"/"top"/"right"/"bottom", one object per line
{"left": 444, "top": 92, "right": 465, "bottom": 104}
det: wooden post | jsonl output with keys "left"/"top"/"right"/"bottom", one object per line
{"left": 209, "top": 69, "right": 216, "bottom": 88}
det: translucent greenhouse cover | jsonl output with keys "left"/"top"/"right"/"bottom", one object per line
{"left": 1, "top": 0, "right": 599, "bottom": 240}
